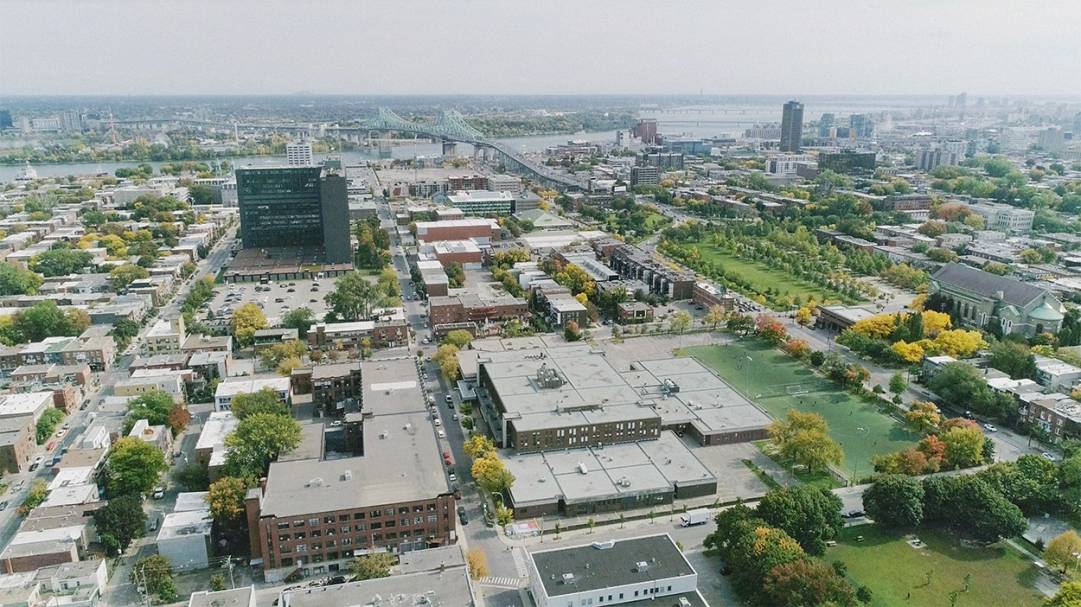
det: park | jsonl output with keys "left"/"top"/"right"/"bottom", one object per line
{"left": 828, "top": 525, "right": 1046, "bottom": 606}
{"left": 683, "top": 340, "right": 920, "bottom": 480}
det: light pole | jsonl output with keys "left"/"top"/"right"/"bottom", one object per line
{"left": 744, "top": 356, "right": 753, "bottom": 395}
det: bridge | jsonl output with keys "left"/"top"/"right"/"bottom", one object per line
{"left": 351, "top": 108, "right": 588, "bottom": 191}
{"left": 117, "top": 109, "right": 589, "bottom": 190}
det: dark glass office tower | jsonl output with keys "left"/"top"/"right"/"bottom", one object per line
{"left": 780, "top": 100, "right": 804, "bottom": 153}
{"left": 236, "top": 166, "right": 351, "bottom": 264}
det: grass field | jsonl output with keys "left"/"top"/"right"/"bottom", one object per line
{"left": 829, "top": 525, "right": 1045, "bottom": 607}
{"left": 683, "top": 340, "right": 919, "bottom": 479}
{"left": 694, "top": 241, "right": 861, "bottom": 306}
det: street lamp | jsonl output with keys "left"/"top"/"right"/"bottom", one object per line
{"left": 744, "top": 356, "right": 753, "bottom": 395}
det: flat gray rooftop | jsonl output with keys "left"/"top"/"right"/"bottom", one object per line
{"left": 505, "top": 431, "right": 715, "bottom": 507}
{"left": 280, "top": 568, "right": 472, "bottom": 607}
{"left": 530, "top": 534, "right": 694, "bottom": 597}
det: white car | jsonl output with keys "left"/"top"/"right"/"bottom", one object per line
{"left": 982, "top": 423, "right": 997, "bottom": 432}
{"left": 437, "top": 429, "right": 446, "bottom": 439}
{"left": 433, "top": 417, "right": 442, "bottom": 426}
{"left": 448, "top": 472, "right": 457, "bottom": 482}
{"left": 1042, "top": 452, "right": 1058, "bottom": 462}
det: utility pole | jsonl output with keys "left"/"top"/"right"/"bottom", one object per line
{"left": 133, "top": 562, "right": 151, "bottom": 607}
{"left": 224, "top": 555, "right": 236, "bottom": 588}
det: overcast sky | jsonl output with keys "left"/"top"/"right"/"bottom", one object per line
{"left": 2, "top": 0, "right": 1079, "bottom": 97}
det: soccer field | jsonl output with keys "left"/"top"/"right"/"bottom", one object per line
{"left": 683, "top": 340, "right": 920, "bottom": 479}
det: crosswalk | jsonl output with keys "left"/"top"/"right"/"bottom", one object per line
{"left": 479, "top": 576, "right": 524, "bottom": 589}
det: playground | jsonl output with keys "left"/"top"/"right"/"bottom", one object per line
{"left": 682, "top": 340, "right": 920, "bottom": 480}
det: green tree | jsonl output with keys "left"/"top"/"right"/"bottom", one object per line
{"left": 109, "top": 318, "right": 141, "bottom": 349}
{"left": 434, "top": 344, "right": 461, "bottom": 381}
{"left": 209, "top": 575, "right": 226, "bottom": 592}
{"left": 471, "top": 453, "right": 515, "bottom": 495}
{"left": 18, "top": 479, "right": 48, "bottom": 515}
{"left": 281, "top": 307, "right": 315, "bottom": 338}
{"left": 762, "top": 558, "right": 857, "bottom": 607}
{"left": 1044, "top": 581, "right": 1081, "bottom": 607}
{"left": 976, "top": 455, "right": 1058, "bottom": 514}
{"left": 443, "top": 329, "right": 474, "bottom": 348}
{"left": 109, "top": 263, "right": 149, "bottom": 292}
{"left": 0, "top": 263, "right": 43, "bottom": 296}
{"left": 224, "top": 413, "right": 301, "bottom": 478}
{"left": 29, "top": 247, "right": 94, "bottom": 277}
{"left": 105, "top": 437, "right": 167, "bottom": 497}
{"left": 989, "top": 340, "right": 1037, "bottom": 380}
{"left": 230, "top": 388, "right": 288, "bottom": 419}
{"left": 93, "top": 495, "right": 148, "bottom": 556}
{"left": 768, "top": 411, "right": 843, "bottom": 473}
{"left": 325, "top": 271, "right": 381, "bottom": 321}
{"left": 888, "top": 372, "right": 907, "bottom": 397}
{"left": 669, "top": 310, "right": 692, "bottom": 334}
{"left": 349, "top": 552, "right": 394, "bottom": 581}
{"left": 124, "top": 390, "right": 175, "bottom": 431}
{"left": 132, "top": 555, "right": 176, "bottom": 602}
{"left": 207, "top": 476, "right": 252, "bottom": 524}
{"left": 941, "top": 425, "right": 987, "bottom": 469}
{"left": 756, "top": 485, "right": 844, "bottom": 555}
{"left": 1, "top": 300, "right": 90, "bottom": 344}
{"left": 35, "top": 408, "right": 64, "bottom": 444}
{"left": 1045, "top": 530, "right": 1081, "bottom": 576}
{"left": 922, "top": 475, "right": 1026, "bottom": 543}
{"left": 862, "top": 475, "right": 924, "bottom": 528}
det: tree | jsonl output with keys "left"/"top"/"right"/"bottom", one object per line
{"left": 443, "top": 329, "right": 473, "bottom": 348}
{"left": 553, "top": 263, "right": 596, "bottom": 297}
{"left": 755, "top": 314, "right": 788, "bottom": 344}
{"left": 434, "top": 344, "right": 461, "bottom": 381}
{"left": 466, "top": 548, "right": 489, "bottom": 580}
{"left": 727, "top": 313, "right": 754, "bottom": 336}
{"left": 471, "top": 453, "right": 515, "bottom": 495}
{"left": 762, "top": 558, "right": 857, "bottom": 607}
{"left": 704, "top": 305, "right": 727, "bottom": 330}
{"left": 229, "top": 387, "right": 289, "bottom": 419}
{"left": 231, "top": 302, "right": 267, "bottom": 346}
{"left": 35, "top": 407, "right": 64, "bottom": 444}
{"left": 349, "top": 552, "right": 394, "bottom": 581}
{"left": 281, "top": 307, "right": 315, "bottom": 338}
{"left": 224, "top": 413, "right": 302, "bottom": 478}
{"left": 976, "top": 455, "right": 1059, "bottom": 514}
{"left": 325, "top": 271, "right": 381, "bottom": 321}
{"left": 888, "top": 372, "right": 907, "bottom": 398}
{"left": 0, "top": 263, "right": 43, "bottom": 296}
{"left": 795, "top": 306, "right": 815, "bottom": 327}
{"left": 207, "top": 476, "right": 251, "bottom": 524}
{"left": 564, "top": 319, "right": 582, "bottom": 341}
{"left": 904, "top": 401, "right": 942, "bottom": 434}
{"left": 463, "top": 435, "right": 496, "bottom": 459}
{"left": 29, "top": 247, "right": 94, "bottom": 277}
{"left": 18, "top": 479, "right": 48, "bottom": 515}
{"left": 768, "top": 411, "right": 843, "bottom": 473}
{"left": 862, "top": 475, "right": 924, "bottom": 528}
{"left": 210, "top": 575, "right": 226, "bottom": 592}
{"left": 132, "top": 555, "right": 176, "bottom": 601}
{"left": 110, "top": 318, "right": 141, "bottom": 349}
{"left": 933, "top": 329, "right": 986, "bottom": 357}
{"left": 669, "top": 310, "right": 692, "bottom": 334}
{"left": 105, "top": 437, "right": 167, "bottom": 497}
{"left": 988, "top": 340, "right": 1037, "bottom": 380}
{"left": 782, "top": 338, "right": 811, "bottom": 360}
{"left": 497, "top": 506, "right": 514, "bottom": 526}
{"left": 0, "top": 300, "right": 89, "bottom": 344}
{"left": 94, "top": 495, "right": 147, "bottom": 556}
{"left": 259, "top": 339, "right": 307, "bottom": 368}
{"left": 941, "top": 425, "right": 986, "bottom": 469}
{"left": 922, "top": 475, "right": 1026, "bottom": 543}
{"left": 1045, "top": 530, "right": 1081, "bottom": 576}
{"left": 1045, "top": 581, "right": 1081, "bottom": 607}
{"left": 125, "top": 390, "right": 175, "bottom": 430}
{"left": 756, "top": 486, "right": 844, "bottom": 555}
{"left": 109, "top": 263, "right": 149, "bottom": 292}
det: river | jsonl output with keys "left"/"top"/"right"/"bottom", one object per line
{"left": 0, "top": 131, "right": 620, "bottom": 183}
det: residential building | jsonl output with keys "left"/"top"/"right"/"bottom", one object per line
{"left": 691, "top": 282, "right": 735, "bottom": 312}
{"left": 278, "top": 568, "right": 472, "bottom": 607}
{"left": 1020, "top": 396, "right": 1080, "bottom": 441}
{"left": 195, "top": 412, "right": 237, "bottom": 480}
{"left": 527, "top": 534, "right": 708, "bottom": 607}
{"left": 214, "top": 376, "right": 291, "bottom": 412}
{"left": 779, "top": 101, "right": 804, "bottom": 153}
{"left": 930, "top": 263, "right": 1065, "bottom": 337}
{"left": 818, "top": 150, "right": 876, "bottom": 174}
{"left": 629, "top": 166, "right": 660, "bottom": 186}
{"left": 917, "top": 148, "right": 960, "bottom": 171}
{"left": 414, "top": 218, "right": 499, "bottom": 243}
{"left": 306, "top": 319, "right": 409, "bottom": 351}
{"left": 609, "top": 245, "right": 695, "bottom": 300}
{"left": 632, "top": 119, "right": 658, "bottom": 144}
{"left": 290, "top": 362, "right": 363, "bottom": 416}
{"left": 189, "top": 587, "right": 257, "bottom": 607}
{"left": 157, "top": 508, "right": 213, "bottom": 571}
{"left": 967, "top": 201, "right": 1034, "bottom": 233}
{"left": 616, "top": 301, "right": 653, "bottom": 324}
{"left": 236, "top": 166, "right": 351, "bottom": 264}
{"left": 144, "top": 317, "right": 186, "bottom": 355}
{"left": 0, "top": 392, "right": 55, "bottom": 423}
{"left": 0, "top": 416, "right": 35, "bottom": 474}
{"left": 1033, "top": 356, "right": 1081, "bottom": 390}
{"left": 427, "top": 294, "right": 529, "bottom": 331}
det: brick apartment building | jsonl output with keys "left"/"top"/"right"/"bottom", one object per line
{"left": 291, "top": 363, "right": 364, "bottom": 416}
{"left": 414, "top": 219, "right": 499, "bottom": 243}
{"left": 691, "top": 282, "right": 736, "bottom": 311}
{"left": 428, "top": 294, "right": 529, "bottom": 328}
{"left": 307, "top": 320, "right": 409, "bottom": 351}
{"left": 608, "top": 245, "right": 695, "bottom": 300}
{"left": 0, "top": 416, "right": 36, "bottom": 473}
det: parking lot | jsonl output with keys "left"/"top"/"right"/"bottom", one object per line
{"left": 208, "top": 278, "right": 331, "bottom": 325}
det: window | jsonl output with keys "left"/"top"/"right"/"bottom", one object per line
{"left": 371, "top": 522, "right": 382, "bottom": 529}
{"left": 324, "top": 516, "right": 336, "bottom": 524}
{"left": 399, "top": 507, "right": 409, "bottom": 514}
{"left": 341, "top": 527, "right": 350, "bottom": 534}
{"left": 308, "top": 518, "right": 320, "bottom": 527}
{"left": 401, "top": 518, "right": 410, "bottom": 527}
{"left": 294, "top": 532, "right": 306, "bottom": 540}
{"left": 427, "top": 514, "right": 437, "bottom": 523}
{"left": 339, "top": 515, "right": 350, "bottom": 522}
{"left": 311, "top": 530, "right": 321, "bottom": 537}
{"left": 342, "top": 538, "right": 352, "bottom": 546}
{"left": 385, "top": 520, "right": 395, "bottom": 528}
{"left": 277, "top": 522, "right": 290, "bottom": 530}
{"left": 369, "top": 510, "right": 381, "bottom": 518}
{"left": 279, "top": 535, "right": 289, "bottom": 542}
{"left": 354, "top": 513, "right": 365, "bottom": 520}
{"left": 372, "top": 534, "right": 382, "bottom": 542}
{"left": 293, "top": 520, "right": 305, "bottom": 527}
{"left": 384, "top": 508, "right": 394, "bottom": 517}
{"left": 355, "top": 524, "right": 367, "bottom": 531}
{"left": 297, "top": 544, "right": 307, "bottom": 552}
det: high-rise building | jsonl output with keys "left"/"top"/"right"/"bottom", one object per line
{"left": 850, "top": 114, "right": 874, "bottom": 138}
{"left": 236, "top": 166, "right": 351, "bottom": 264}
{"left": 1039, "top": 128, "right": 1066, "bottom": 153}
{"left": 60, "top": 110, "right": 83, "bottom": 132}
{"left": 817, "top": 113, "right": 835, "bottom": 137}
{"left": 632, "top": 119, "right": 658, "bottom": 144}
{"left": 285, "top": 141, "right": 314, "bottom": 166}
{"left": 1073, "top": 112, "right": 1081, "bottom": 137}
{"left": 0, "top": 110, "right": 12, "bottom": 130}
{"left": 916, "top": 148, "right": 959, "bottom": 172}
{"left": 779, "top": 101, "right": 804, "bottom": 152}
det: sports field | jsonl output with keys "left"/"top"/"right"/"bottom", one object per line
{"left": 694, "top": 241, "right": 861, "bottom": 306}
{"left": 829, "top": 525, "right": 1045, "bottom": 607}
{"left": 683, "top": 340, "right": 920, "bottom": 479}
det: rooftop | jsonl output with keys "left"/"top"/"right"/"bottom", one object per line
{"left": 280, "top": 568, "right": 472, "bottom": 607}
{"left": 530, "top": 534, "right": 695, "bottom": 597}
{"left": 189, "top": 586, "right": 254, "bottom": 607}
{"left": 933, "top": 263, "right": 1052, "bottom": 308}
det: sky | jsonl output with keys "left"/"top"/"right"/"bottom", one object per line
{"left": 2, "top": 0, "right": 1080, "bottom": 97}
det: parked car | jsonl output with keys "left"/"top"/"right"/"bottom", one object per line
{"left": 457, "top": 505, "right": 468, "bottom": 525}
{"left": 437, "top": 429, "right": 446, "bottom": 438}
{"left": 448, "top": 472, "right": 457, "bottom": 482}
{"left": 152, "top": 487, "right": 165, "bottom": 499}
{"left": 983, "top": 423, "right": 997, "bottom": 432}
{"left": 445, "top": 394, "right": 453, "bottom": 404}
{"left": 1042, "top": 452, "right": 1058, "bottom": 462}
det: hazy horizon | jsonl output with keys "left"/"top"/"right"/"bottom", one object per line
{"left": 2, "top": 0, "right": 1080, "bottom": 97}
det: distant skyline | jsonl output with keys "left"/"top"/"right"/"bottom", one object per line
{"left": 2, "top": 0, "right": 1080, "bottom": 97}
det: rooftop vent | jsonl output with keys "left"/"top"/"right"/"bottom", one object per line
{"left": 592, "top": 540, "right": 615, "bottom": 550}
{"left": 341, "top": 470, "right": 353, "bottom": 481}
{"left": 577, "top": 462, "right": 588, "bottom": 474}
{"left": 635, "top": 561, "right": 649, "bottom": 572}
{"left": 306, "top": 477, "right": 325, "bottom": 487}
{"left": 561, "top": 573, "right": 576, "bottom": 584}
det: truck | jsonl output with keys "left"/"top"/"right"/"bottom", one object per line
{"left": 680, "top": 508, "right": 710, "bottom": 527}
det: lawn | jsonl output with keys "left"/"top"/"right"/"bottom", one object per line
{"left": 683, "top": 340, "right": 920, "bottom": 479}
{"left": 694, "top": 241, "right": 861, "bottom": 307}
{"left": 829, "top": 525, "right": 1045, "bottom": 607}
